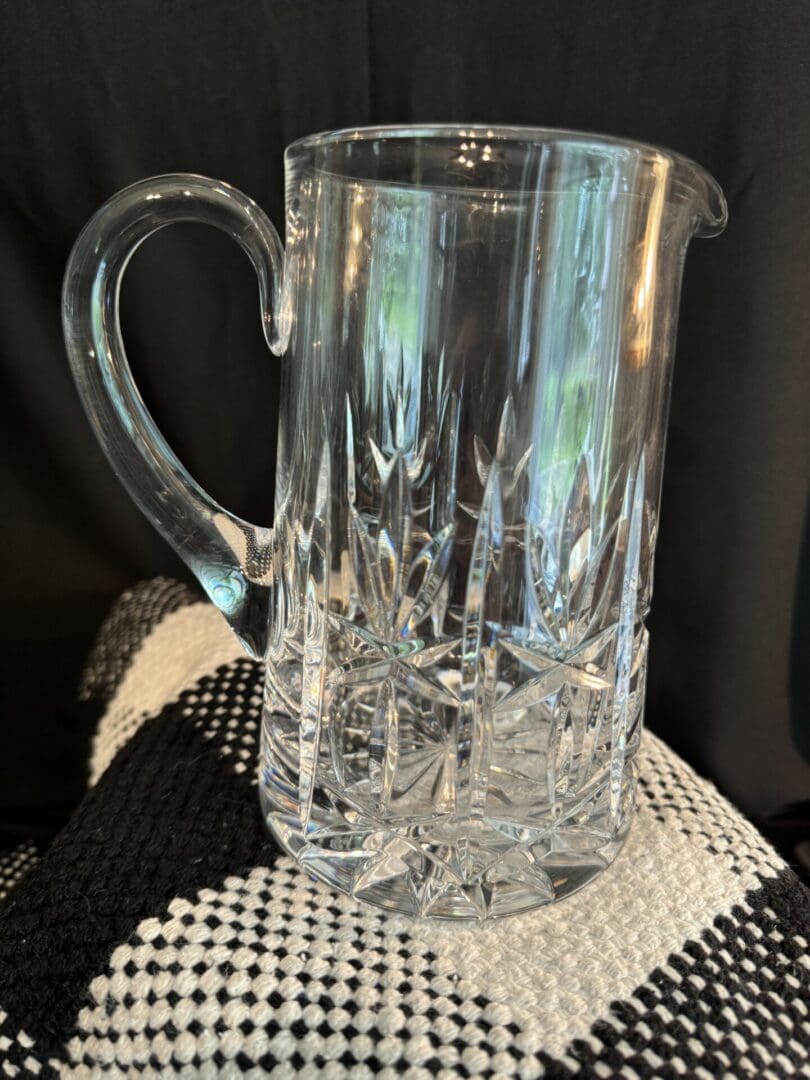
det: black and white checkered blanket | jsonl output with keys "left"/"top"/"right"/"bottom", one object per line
{"left": 1, "top": 579, "right": 808, "bottom": 1078}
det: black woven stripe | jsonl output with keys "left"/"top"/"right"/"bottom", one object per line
{"left": 555, "top": 871, "right": 810, "bottom": 1078}
{"left": 0, "top": 681, "right": 277, "bottom": 1069}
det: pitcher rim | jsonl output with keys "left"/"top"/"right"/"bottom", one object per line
{"left": 286, "top": 122, "right": 727, "bottom": 236}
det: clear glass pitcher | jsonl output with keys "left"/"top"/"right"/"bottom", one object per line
{"left": 63, "top": 125, "right": 726, "bottom": 919}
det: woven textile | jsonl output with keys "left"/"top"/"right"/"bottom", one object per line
{"left": 0, "top": 845, "right": 39, "bottom": 906}
{"left": 0, "top": 580, "right": 807, "bottom": 1078}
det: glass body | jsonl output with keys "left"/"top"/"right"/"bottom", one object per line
{"left": 63, "top": 126, "right": 726, "bottom": 919}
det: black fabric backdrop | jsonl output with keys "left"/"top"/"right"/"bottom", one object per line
{"left": 1, "top": 1, "right": 808, "bottom": 856}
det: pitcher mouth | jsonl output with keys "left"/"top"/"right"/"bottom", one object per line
{"left": 286, "top": 123, "right": 727, "bottom": 237}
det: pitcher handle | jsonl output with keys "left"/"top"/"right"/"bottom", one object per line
{"left": 62, "top": 174, "right": 288, "bottom": 658}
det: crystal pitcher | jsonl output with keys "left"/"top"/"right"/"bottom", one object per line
{"left": 63, "top": 126, "right": 726, "bottom": 919}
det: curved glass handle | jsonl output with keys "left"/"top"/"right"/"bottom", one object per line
{"left": 62, "top": 174, "right": 287, "bottom": 658}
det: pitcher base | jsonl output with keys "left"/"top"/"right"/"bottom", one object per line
{"left": 259, "top": 789, "right": 632, "bottom": 921}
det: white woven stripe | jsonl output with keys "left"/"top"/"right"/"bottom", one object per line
{"left": 402, "top": 780, "right": 781, "bottom": 1060}
{"left": 89, "top": 603, "right": 243, "bottom": 784}
{"left": 64, "top": 772, "right": 784, "bottom": 1074}
{"left": 639, "top": 733, "right": 784, "bottom": 879}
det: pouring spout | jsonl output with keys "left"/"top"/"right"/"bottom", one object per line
{"left": 676, "top": 159, "right": 728, "bottom": 238}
